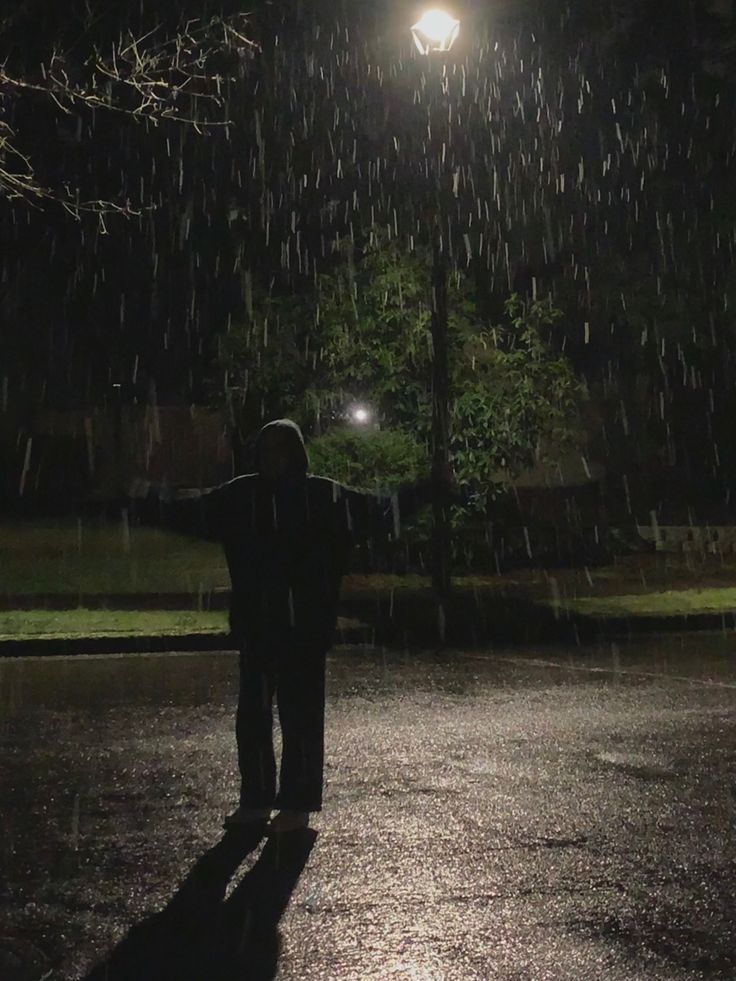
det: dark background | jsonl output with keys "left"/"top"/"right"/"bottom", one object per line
{"left": 2, "top": 0, "right": 735, "bottom": 515}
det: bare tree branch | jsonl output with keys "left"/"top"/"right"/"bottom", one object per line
{"left": 0, "top": 12, "right": 258, "bottom": 216}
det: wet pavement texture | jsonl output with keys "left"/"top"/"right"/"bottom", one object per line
{"left": 2, "top": 634, "right": 736, "bottom": 980}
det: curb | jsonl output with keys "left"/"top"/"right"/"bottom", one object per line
{"left": 576, "top": 610, "right": 736, "bottom": 637}
{"left": 0, "top": 624, "right": 375, "bottom": 658}
{"left": 0, "top": 632, "right": 234, "bottom": 658}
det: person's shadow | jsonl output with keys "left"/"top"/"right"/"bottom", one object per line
{"left": 82, "top": 826, "right": 317, "bottom": 981}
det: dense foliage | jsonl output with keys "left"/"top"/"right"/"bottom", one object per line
{"left": 218, "top": 236, "right": 585, "bottom": 500}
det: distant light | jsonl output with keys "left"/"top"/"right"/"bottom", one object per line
{"left": 411, "top": 9, "right": 460, "bottom": 55}
{"left": 351, "top": 405, "right": 371, "bottom": 424}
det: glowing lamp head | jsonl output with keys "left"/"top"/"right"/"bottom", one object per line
{"left": 352, "top": 406, "right": 371, "bottom": 424}
{"left": 411, "top": 9, "right": 460, "bottom": 54}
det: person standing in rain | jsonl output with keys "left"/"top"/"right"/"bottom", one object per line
{"left": 132, "top": 418, "right": 441, "bottom": 834}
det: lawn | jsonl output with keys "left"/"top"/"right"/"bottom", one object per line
{"left": 6, "top": 518, "right": 736, "bottom": 636}
{"left": 0, "top": 518, "right": 502, "bottom": 597}
{"left": 0, "top": 518, "right": 229, "bottom": 596}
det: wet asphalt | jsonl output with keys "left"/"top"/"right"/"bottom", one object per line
{"left": 1, "top": 632, "right": 736, "bottom": 980}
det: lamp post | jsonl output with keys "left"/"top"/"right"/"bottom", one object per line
{"left": 411, "top": 9, "right": 460, "bottom": 616}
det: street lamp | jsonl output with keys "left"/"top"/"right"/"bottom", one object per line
{"left": 411, "top": 9, "right": 459, "bottom": 622}
{"left": 411, "top": 9, "right": 460, "bottom": 55}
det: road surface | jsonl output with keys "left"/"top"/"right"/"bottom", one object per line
{"left": 2, "top": 632, "right": 736, "bottom": 979}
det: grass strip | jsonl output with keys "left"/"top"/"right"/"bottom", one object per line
{"left": 0, "top": 519, "right": 229, "bottom": 595}
{"left": 0, "top": 609, "right": 228, "bottom": 641}
{"left": 562, "top": 586, "right": 736, "bottom": 618}
{"left": 5, "top": 586, "right": 736, "bottom": 641}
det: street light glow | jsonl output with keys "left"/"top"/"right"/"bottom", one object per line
{"left": 411, "top": 9, "right": 460, "bottom": 54}
{"left": 352, "top": 406, "right": 370, "bottom": 424}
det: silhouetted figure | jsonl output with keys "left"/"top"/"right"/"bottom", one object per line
{"left": 133, "top": 418, "right": 433, "bottom": 833}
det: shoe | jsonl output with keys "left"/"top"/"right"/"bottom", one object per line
{"left": 223, "top": 805, "right": 271, "bottom": 830}
{"left": 267, "top": 809, "right": 310, "bottom": 834}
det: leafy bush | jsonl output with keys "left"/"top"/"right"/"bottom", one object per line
{"left": 307, "top": 427, "right": 428, "bottom": 490}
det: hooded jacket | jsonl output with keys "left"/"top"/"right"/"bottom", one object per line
{"left": 139, "top": 419, "right": 428, "bottom": 651}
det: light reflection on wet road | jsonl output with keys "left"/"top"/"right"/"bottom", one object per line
{"left": 2, "top": 632, "right": 736, "bottom": 979}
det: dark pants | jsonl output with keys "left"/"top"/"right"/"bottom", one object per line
{"left": 236, "top": 642, "right": 327, "bottom": 812}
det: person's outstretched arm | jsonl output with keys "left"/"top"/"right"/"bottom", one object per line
{"left": 337, "top": 470, "right": 454, "bottom": 545}
{"left": 338, "top": 457, "right": 473, "bottom": 544}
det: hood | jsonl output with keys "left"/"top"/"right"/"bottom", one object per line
{"left": 254, "top": 418, "right": 309, "bottom": 478}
